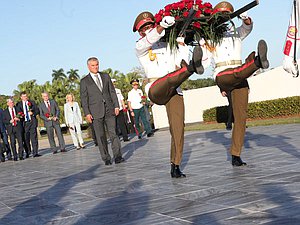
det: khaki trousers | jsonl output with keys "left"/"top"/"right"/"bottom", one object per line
{"left": 165, "top": 94, "right": 185, "bottom": 165}
{"left": 230, "top": 87, "right": 249, "bottom": 156}
{"left": 147, "top": 66, "right": 191, "bottom": 165}
{"left": 215, "top": 52, "right": 257, "bottom": 156}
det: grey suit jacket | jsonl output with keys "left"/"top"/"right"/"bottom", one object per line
{"left": 80, "top": 72, "right": 119, "bottom": 119}
{"left": 39, "top": 99, "right": 60, "bottom": 127}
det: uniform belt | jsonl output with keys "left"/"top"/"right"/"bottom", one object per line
{"left": 215, "top": 60, "right": 242, "bottom": 68}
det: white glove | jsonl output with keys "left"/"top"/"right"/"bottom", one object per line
{"left": 283, "top": 55, "right": 299, "bottom": 76}
{"left": 160, "top": 16, "right": 175, "bottom": 28}
{"left": 176, "top": 37, "right": 185, "bottom": 43}
{"left": 239, "top": 12, "right": 249, "bottom": 20}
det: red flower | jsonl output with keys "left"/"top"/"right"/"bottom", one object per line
{"left": 193, "top": 22, "right": 201, "bottom": 28}
{"left": 203, "top": 2, "right": 212, "bottom": 8}
{"left": 183, "top": 11, "right": 189, "bottom": 17}
{"left": 164, "top": 11, "right": 171, "bottom": 16}
{"left": 204, "top": 8, "right": 212, "bottom": 15}
{"left": 178, "top": 2, "right": 185, "bottom": 10}
{"left": 16, "top": 112, "right": 24, "bottom": 119}
{"left": 45, "top": 113, "right": 50, "bottom": 118}
{"left": 195, "top": 10, "right": 202, "bottom": 18}
{"left": 27, "top": 101, "right": 32, "bottom": 107}
{"left": 123, "top": 108, "right": 128, "bottom": 113}
{"left": 175, "top": 15, "right": 180, "bottom": 20}
{"left": 155, "top": 14, "right": 163, "bottom": 23}
{"left": 141, "top": 96, "right": 147, "bottom": 99}
{"left": 196, "top": 0, "right": 202, "bottom": 5}
{"left": 165, "top": 4, "right": 172, "bottom": 12}
{"left": 186, "top": 2, "right": 193, "bottom": 9}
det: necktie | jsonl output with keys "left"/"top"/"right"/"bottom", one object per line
{"left": 47, "top": 101, "right": 51, "bottom": 112}
{"left": 25, "top": 102, "right": 30, "bottom": 121}
{"left": 95, "top": 74, "right": 103, "bottom": 92}
{"left": 11, "top": 108, "right": 16, "bottom": 126}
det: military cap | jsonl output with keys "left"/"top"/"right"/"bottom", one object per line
{"left": 133, "top": 11, "right": 155, "bottom": 32}
{"left": 130, "top": 79, "right": 139, "bottom": 85}
{"left": 213, "top": 1, "right": 234, "bottom": 13}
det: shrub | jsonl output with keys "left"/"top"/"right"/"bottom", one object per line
{"left": 203, "top": 96, "right": 300, "bottom": 122}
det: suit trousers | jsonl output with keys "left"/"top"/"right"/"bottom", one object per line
{"left": 165, "top": 94, "right": 185, "bottom": 165}
{"left": 148, "top": 66, "right": 192, "bottom": 105}
{"left": 24, "top": 120, "right": 39, "bottom": 156}
{"left": 1, "top": 132, "right": 12, "bottom": 157}
{"left": 115, "top": 110, "right": 128, "bottom": 140}
{"left": 133, "top": 107, "right": 152, "bottom": 136}
{"left": 92, "top": 113, "right": 121, "bottom": 162}
{"left": 9, "top": 127, "right": 24, "bottom": 159}
{"left": 46, "top": 122, "right": 65, "bottom": 152}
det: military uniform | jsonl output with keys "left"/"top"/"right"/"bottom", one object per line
{"left": 133, "top": 11, "right": 203, "bottom": 177}
{"left": 203, "top": 1, "right": 269, "bottom": 166}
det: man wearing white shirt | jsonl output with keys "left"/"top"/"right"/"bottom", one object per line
{"left": 127, "top": 79, "right": 153, "bottom": 139}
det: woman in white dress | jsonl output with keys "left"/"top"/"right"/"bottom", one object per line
{"left": 64, "top": 94, "right": 85, "bottom": 150}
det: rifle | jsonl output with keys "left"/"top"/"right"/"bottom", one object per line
{"left": 178, "top": 0, "right": 260, "bottom": 37}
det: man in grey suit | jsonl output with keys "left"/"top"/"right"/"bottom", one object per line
{"left": 39, "top": 92, "right": 66, "bottom": 154}
{"left": 80, "top": 57, "right": 124, "bottom": 165}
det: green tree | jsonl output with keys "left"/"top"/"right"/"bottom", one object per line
{"left": 52, "top": 68, "right": 66, "bottom": 82}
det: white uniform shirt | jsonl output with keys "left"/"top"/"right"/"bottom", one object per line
{"left": 115, "top": 88, "right": 124, "bottom": 110}
{"left": 127, "top": 88, "right": 144, "bottom": 110}
{"left": 135, "top": 28, "right": 191, "bottom": 95}
{"left": 202, "top": 22, "right": 253, "bottom": 80}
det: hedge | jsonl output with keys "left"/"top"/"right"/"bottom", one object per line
{"left": 203, "top": 96, "right": 300, "bottom": 123}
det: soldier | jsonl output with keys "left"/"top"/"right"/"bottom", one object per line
{"left": 201, "top": 1, "right": 269, "bottom": 166}
{"left": 133, "top": 11, "right": 203, "bottom": 178}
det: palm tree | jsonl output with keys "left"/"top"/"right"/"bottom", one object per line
{"left": 52, "top": 68, "right": 66, "bottom": 82}
{"left": 67, "top": 69, "right": 80, "bottom": 82}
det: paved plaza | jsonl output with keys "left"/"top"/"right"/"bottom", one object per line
{"left": 0, "top": 123, "right": 299, "bottom": 225}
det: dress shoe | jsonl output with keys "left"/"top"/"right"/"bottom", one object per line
{"left": 105, "top": 160, "right": 112, "bottom": 165}
{"left": 53, "top": 150, "right": 58, "bottom": 154}
{"left": 170, "top": 163, "right": 186, "bottom": 178}
{"left": 19, "top": 157, "right": 24, "bottom": 160}
{"left": 14, "top": 158, "right": 18, "bottom": 161}
{"left": 138, "top": 135, "right": 142, "bottom": 139}
{"left": 255, "top": 39, "right": 269, "bottom": 69}
{"left": 147, "top": 132, "right": 154, "bottom": 137}
{"left": 182, "top": 45, "right": 203, "bottom": 74}
{"left": 115, "top": 157, "right": 125, "bottom": 164}
{"left": 33, "top": 154, "right": 42, "bottom": 158}
{"left": 1, "top": 158, "right": 5, "bottom": 162}
{"left": 226, "top": 123, "right": 232, "bottom": 131}
{"left": 26, "top": 153, "right": 30, "bottom": 158}
{"left": 80, "top": 145, "right": 86, "bottom": 149}
{"left": 60, "top": 149, "right": 67, "bottom": 153}
{"left": 123, "top": 139, "right": 130, "bottom": 142}
{"left": 232, "top": 155, "right": 247, "bottom": 167}
{"left": 76, "top": 146, "right": 81, "bottom": 150}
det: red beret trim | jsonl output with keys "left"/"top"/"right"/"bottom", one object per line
{"left": 212, "top": 7, "right": 232, "bottom": 15}
{"left": 136, "top": 18, "right": 154, "bottom": 31}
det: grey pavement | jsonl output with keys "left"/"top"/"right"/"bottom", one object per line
{"left": 0, "top": 123, "right": 300, "bottom": 225}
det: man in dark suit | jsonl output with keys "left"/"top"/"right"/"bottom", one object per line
{"left": 0, "top": 108, "right": 12, "bottom": 161}
{"left": 80, "top": 57, "right": 124, "bottom": 165}
{"left": 17, "top": 91, "right": 41, "bottom": 158}
{"left": 2, "top": 98, "right": 25, "bottom": 161}
{"left": 39, "top": 92, "right": 66, "bottom": 154}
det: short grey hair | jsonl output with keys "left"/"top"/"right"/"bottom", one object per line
{"left": 87, "top": 57, "right": 99, "bottom": 65}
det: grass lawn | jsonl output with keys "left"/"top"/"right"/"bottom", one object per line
{"left": 185, "top": 116, "right": 300, "bottom": 131}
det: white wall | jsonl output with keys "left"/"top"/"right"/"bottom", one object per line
{"left": 152, "top": 66, "right": 300, "bottom": 129}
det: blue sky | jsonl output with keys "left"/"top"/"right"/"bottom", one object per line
{"left": 0, "top": 0, "right": 293, "bottom": 95}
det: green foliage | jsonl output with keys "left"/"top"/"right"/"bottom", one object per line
{"left": 181, "top": 78, "right": 215, "bottom": 90}
{"left": 203, "top": 96, "right": 300, "bottom": 122}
